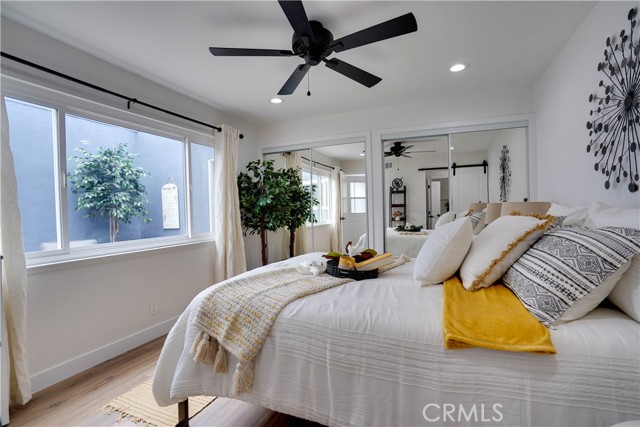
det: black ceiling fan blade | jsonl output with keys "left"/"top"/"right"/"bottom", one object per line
{"left": 401, "top": 154, "right": 412, "bottom": 158}
{"left": 329, "top": 13, "right": 417, "bottom": 54}
{"left": 278, "top": 0, "right": 315, "bottom": 41}
{"left": 209, "top": 47, "right": 295, "bottom": 57}
{"left": 277, "top": 63, "right": 311, "bottom": 95}
{"left": 324, "top": 58, "right": 381, "bottom": 88}
{"left": 384, "top": 151, "right": 393, "bottom": 157}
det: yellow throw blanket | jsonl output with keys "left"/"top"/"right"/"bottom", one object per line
{"left": 443, "top": 276, "right": 556, "bottom": 354}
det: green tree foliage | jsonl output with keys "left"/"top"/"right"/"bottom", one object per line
{"left": 237, "top": 160, "right": 289, "bottom": 265}
{"left": 282, "top": 167, "right": 317, "bottom": 258}
{"left": 68, "top": 143, "right": 151, "bottom": 243}
{"left": 237, "top": 159, "right": 319, "bottom": 265}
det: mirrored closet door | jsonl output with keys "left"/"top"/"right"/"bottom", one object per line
{"left": 263, "top": 141, "right": 367, "bottom": 262}
{"left": 382, "top": 124, "right": 529, "bottom": 256}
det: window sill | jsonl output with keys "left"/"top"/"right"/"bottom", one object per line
{"left": 306, "top": 222, "right": 332, "bottom": 228}
{"left": 26, "top": 235, "right": 214, "bottom": 274}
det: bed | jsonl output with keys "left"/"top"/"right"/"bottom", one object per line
{"left": 384, "top": 227, "right": 430, "bottom": 257}
{"left": 152, "top": 252, "right": 640, "bottom": 427}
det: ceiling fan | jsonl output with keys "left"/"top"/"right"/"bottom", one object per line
{"left": 384, "top": 141, "right": 436, "bottom": 158}
{"left": 209, "top": 0, "right": 418, "bottom": 95}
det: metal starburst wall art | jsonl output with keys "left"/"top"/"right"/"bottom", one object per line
{"left": 587, "top": 8, "right": 639, "bottom": 193}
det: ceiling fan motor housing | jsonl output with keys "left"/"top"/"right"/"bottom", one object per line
{"left": 292, "top": 20, "right": 334, "bottom": 65}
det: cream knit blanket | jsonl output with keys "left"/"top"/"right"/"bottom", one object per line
{"left": 190, "top": 255, "right": 411, "bottom": 396}
{"left": 190, "top": 268, "right": 353, "bottom": 395}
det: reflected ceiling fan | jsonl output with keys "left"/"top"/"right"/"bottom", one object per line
{"left": 384, "top": 141, "right": 436, "bottom": 158}
{"left": 209, "top": 0, "right": 418, "bottom": 95}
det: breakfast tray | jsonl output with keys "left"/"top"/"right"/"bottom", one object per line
{"left": 325, "top": 259, "right": 379, "bottom": 281}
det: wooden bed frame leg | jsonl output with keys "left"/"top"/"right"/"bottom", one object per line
{"left": 176, "top": 399, "right": 189, "bottom": 427}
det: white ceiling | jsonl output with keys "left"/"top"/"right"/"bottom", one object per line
{"left": 1, "top": 1, "right": 594, "bottom": 125}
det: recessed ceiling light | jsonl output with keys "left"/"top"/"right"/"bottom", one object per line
{"left": 270, "top": 98, "right": 283, "bottom": 104}
{"left": 450, "top": 146, "right": 455, "bottom": 150}
{"left": 359, "top": 151, "right": 365, "bottom": 156}
{"left": 450, "top": 63, "right": 466, "bottom": 72}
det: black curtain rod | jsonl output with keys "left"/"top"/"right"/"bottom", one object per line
{"left": 0, "top": 51, "right": 244, "bottom": 139}
{"left": 300, "top": 155, "right": 335, "bottom": 170}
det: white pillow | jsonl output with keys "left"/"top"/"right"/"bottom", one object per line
{"left": 455, "top": 210, "right": 469, "bottom": 219}
{"left": 546, "top": 202, "right": 588, "bottom": 226}
{"left": 414, "top": 217, "right": 473, "bottom": 286}
{"left": 584, "top": 202, "right": 640, "bottom": 229}
{"left": 608, "top": 256, "right": 640, "bottom": 321}
{"left": 434, "top": 211, "right": 453, "bottom": 229}
{"left": 459, "top": 215, "right": 556, "bottom": 291}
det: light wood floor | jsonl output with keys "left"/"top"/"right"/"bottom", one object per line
{"left": 9, "top": 336, "right": 323, "bottom": 427}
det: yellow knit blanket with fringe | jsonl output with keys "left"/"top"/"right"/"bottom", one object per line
{"left": 443, "top": 276, "right": 556, "bottom": 354}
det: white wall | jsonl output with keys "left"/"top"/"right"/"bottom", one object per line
{"left": 1, "top": 17, "right": 262, "bottom": 392}
{"left": 533, "top": 1, "right": 640, "bottom": 208}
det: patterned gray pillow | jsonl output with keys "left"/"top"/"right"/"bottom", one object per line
{"left": 502, "top": 226, "right": 640, "bottom": 325}
{"left": 468, "top": 211, "right": 486, "bottom": 234}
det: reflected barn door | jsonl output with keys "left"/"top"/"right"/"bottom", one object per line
{"left": 451, "top": 167, "right": 488, "bottom": 214}
{"left": 341, "top": 175, "right": 367, "bottom": 250}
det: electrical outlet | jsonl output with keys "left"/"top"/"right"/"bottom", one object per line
{"left": 149, "top": 300, "right": 159, "bottom": 316}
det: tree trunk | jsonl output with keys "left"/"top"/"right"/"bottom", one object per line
{"left": 289, "top": 229, "right": 295, "bottom": 258}
{"left": 109, "top": 215, "right": 120, "bottom": 242}
{"left": 260, "top": 228, "right": 267, "bottom": 265}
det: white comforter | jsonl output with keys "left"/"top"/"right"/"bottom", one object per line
{"left": 153, "top": 253, "right": 640, "bottom": 427}
{"left": 385, "top": 228, "right": 430, "bottom": 258}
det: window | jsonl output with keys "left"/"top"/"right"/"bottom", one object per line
{"left": 5, "top": 98, "right": 60, "bottom": 253}
{"left": 302, "top": 167, "right": 332, "bottom": 224}
{"left": 65, "top": 114, "right": 186, "bottom": 244}
{"left": 3, "top": 85, "right": 216, "bottom": 264}
{"left": 349, "top": 182, "right": 367, "bottom": 214}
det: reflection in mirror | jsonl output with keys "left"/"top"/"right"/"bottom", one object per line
{"left": 383, "top": 136, "right": 449, "bottom": 257}
{"left": 263, "top": 142, "right": 367, "bottom": 263}
{"left": 382, "top": 125, "right": 528, "bottom": 257}
{"left": 450, "top": 127, "right": 528, "bottom": 216}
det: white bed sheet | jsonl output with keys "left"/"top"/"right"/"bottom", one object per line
{"left": 385, "top": 228, "right": 429, "bottom": 257}
{"left": 153, "top": 253, "right": 640, "bottom": 427}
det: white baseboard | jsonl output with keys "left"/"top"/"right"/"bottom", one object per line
{"left": 30, "top": 316, "right": 178, "bottom": 393}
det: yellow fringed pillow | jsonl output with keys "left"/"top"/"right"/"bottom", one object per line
{"left": 459, "top": 215, "right": 557, "bottom": 291}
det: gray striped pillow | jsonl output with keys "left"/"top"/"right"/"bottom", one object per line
{"left": 502, "top": 226, "right": 640, "bottom": 325}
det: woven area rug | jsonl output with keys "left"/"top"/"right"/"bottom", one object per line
{"left": 102, "top": 378, "right": 216, "bottom": 426}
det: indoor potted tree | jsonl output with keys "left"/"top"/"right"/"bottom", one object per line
{"left": 237, "top": 159, "right": 289, "bottom": 265}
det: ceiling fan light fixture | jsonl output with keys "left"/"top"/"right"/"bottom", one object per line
{"left": 270, "top": 97, "right": 283, "bottom": 104}
{"left": 449, "top": 63, "right": 466, "bottom": 72}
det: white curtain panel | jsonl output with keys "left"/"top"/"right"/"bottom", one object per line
{"left": 0, "top": 97, "right": 32, "bottom": 405}
{"left": 213, "top": 124, "right": 246, "bottom": 283}
{"left": 330, "top": 168, "right": 342, "bottom": 252}
{"left": 282, "top": 152, "right": 306, "bottom": 257}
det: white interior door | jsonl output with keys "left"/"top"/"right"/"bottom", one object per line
{"left": 428, "top": 180, "right": 441, "bottom": 228}
{"left": 451, "top": 167, "right": 488, "bottom": 213}
{"left": 342, "top": 175, "right": 367, "bottom": 250}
